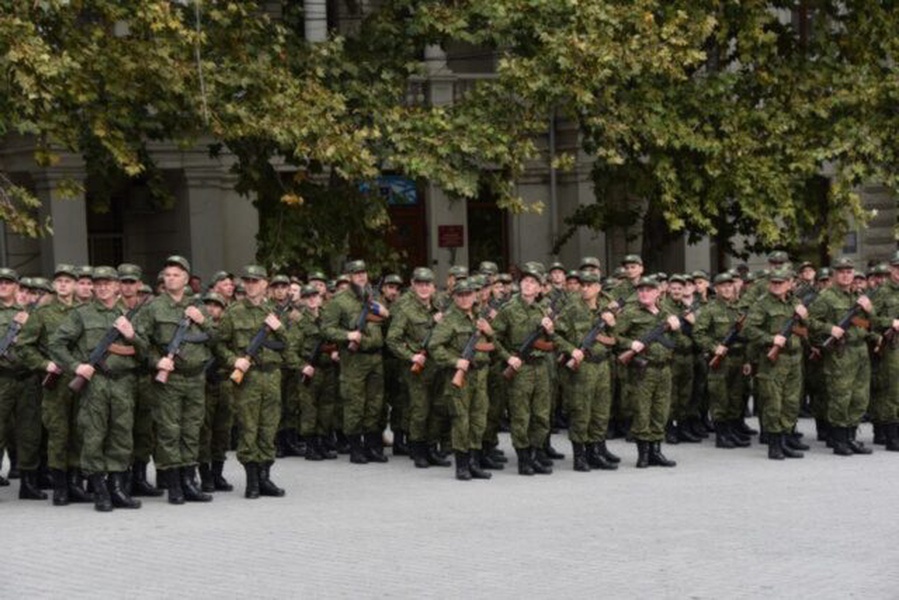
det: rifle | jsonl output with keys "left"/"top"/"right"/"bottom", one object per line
{"left": 409, "top": 325, "right": 436, "bottom": 375}
{"left": 874, "top": 322, "right": 898, "bottom": 356}
{"left": 819, "top": 303, "right": 866, "bottom": 351}
{"left": 67, "top": 297, "right": 150, "bottom": 393}
{"left": 766, "top": 290, "right": 817, "bottom": 363}
{"left": 564, "top": 315, "right": 612, "bottom": 372}
{"left": 154, "top": 300, "right": 209, "bottom": 384}
{"left": 708, "top": 312, "right": 748, "bottom": 370}
{"left": 229, "top": 303, "right": 290, "bottom": 385}
{"left": 617, "top": 301, "right": 696, "bottom": 367}
{"left": 347, "top": 278, "right": 384, "bottom": 352}
{"left": 502, "top": 296, "right": 563, "bottom": 380}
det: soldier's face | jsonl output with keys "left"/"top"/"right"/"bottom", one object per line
{"left": 382, "top": 284, "right": 400, "bottom": 301}
{"left": 519, "top": 276, "right": 541, "bottom": 299}
{"left": 54, "top": 276, "right": 75, "bottom": 299}
{"left": 243, "top": 278, "right": 267, "bottom": 301}
{"left": 581, "top": 282, "right": 600, "bottom": 302}
{"left": 311, "top": 280, "right": 327, "bottom": 295}
{"left": 0, "top": 280, "right": 16, "bottom": 303}
{"left": 624, "top": 263, "right": 643, "bottom": 280}
{"left": 305, "top": 293, "right": 322, "bottom": 309}
{"left": 204, "top": 302, "right": 224, "bottom": 320}
{"left": 453, "top": 291, "right": 475, "bottom": 311}
{"left": 566, "top": 279, "right": 581, "bottom": 293}
{"left": 716, "top": 282, "right": 735, "bottom": 301}
{"left": 120, "top": 280, "right": 141, "bottom": 299}
{"left": 412, "top": 280, "right": 434, "bottom": 301}
{"left": 214, "top": 278, "right": 235, "bottom": 299}
{"left": 75, "top": 278, "right": 93, "bottom": 300}
{"left": 668, "top": 283, "right": 684, "bottom": 300}
{"left": 834, "top": 268, "right": 853, "bottom": 289}
{"left": 636, "top": 286, "right": 659, "bottom": 307}
{"left": 16, "top": 287, "right": 30, "bottom": 305}
{"left": 350, "top": 272, "right": 368, "bottom": 288}
{"left": 550, "top": 270, "right": 565, "bottom": 286}
{"left": 93, "top": 279, "right": 119, "bottom": 304}
{"left": 694, "top": 279, "right": 708, "bottom": 294}
{"left": 163, "top": 266, "right": 189, "bottom": 294}
{"left": 270, "top": 284, "right": 289, "bottom": 302}
{"left": 289, "top": 283, "right": 301, "bottom": 302}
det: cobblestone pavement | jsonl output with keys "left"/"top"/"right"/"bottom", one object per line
{"left": 2, "top": 418, "right": 898, "bottom": 599}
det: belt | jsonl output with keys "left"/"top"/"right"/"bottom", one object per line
{"left": 521, "top": 356, "right": 545, "bottom": 366}
{"left": 583, "top": 354, "right": 609, "bottom": 364}
{"left": 96, "top": 369, "right": 136, "bottom": 380}
{"left": 355, "top": 348, "right": 383, "bottom": 355}
{"left": 170, "top": 364, "right": 207, "bottom": 378}
{"left": 253, "top": 364, "right": 280, "bottom": 373}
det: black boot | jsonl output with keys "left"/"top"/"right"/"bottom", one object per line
{"left": 426, "top": 443, "right": 451, "bottom": 467}
{"left": 469, "top": 450, "right": 492, "bottom": 479}
{"left": 412, "top": 441, "right": 430, "bottom": 469}
{"left": 392, "top": 430, "right": 409, "bottom": 456}
{"left": 304, "top": 437, "right": 324, "bottom": 461}
{"left": 108, "top": 472, "right": 141, "bottom": 509}
{"left": 349, "top": 434, "right": 368, "bottom": 464}
{"left": 18, "top": 470, "right": 48, "bottom": 500}
{"left": 478, "top": 448, "right": 504, "bottom": 470}
{"left": 677, "top": 422, "right": 702, "bottom": 443}
{"left": 334, "top": 431, "right": 351, "bottom": 454}
{"left": 597, "top": 440, "right": 621, "bottom": 464}
{"left": 516, "top": 448, "right": 535, "bottom": 476}
{"left": 587, "top": 442, "right": 617, "bottom": 470}
{"left": 318, "top": 435, "right": 338, "bottom": 459}
{"left": 274, "top": 430, "right": 286, "bottom": 458}
{"left": 67, "top": 469, "right": 93, "bottom": 503}
{"left": 648, "top": 442, "right": 676, "bottom": 467}
{"left": 726, "top": 421, "right": 751, "bottom": 446}
{"left": 182, "top": 466, "right": 213, "bottom": 502}
{"left": 0, "top": 473, "right": 7, "bottom": 486}
{"left": 816, "top": 419, "right": 831, "bottom": 442}
{"left": 784, "top": 431, "right": 809, "bottom": 451}
{"left": 848, "top": 426, "right": 872, "bottom": 455}
{"left": 455, "top": 451, "right": 472, "bottom": 481}
{"left": 244, "top": 462, "right": 260, "bottom": 499}
{"left": 131, "top": 461, "right": 164, "bottom": 497}
{"left": 531, "top": 448, "right": 553, "bottom": 474}
{"left": 735, "top": 419, "right": 758, "bottom": 436}
{"left": 156, "top": 468, "right": 169, "bottom": 491}
{"left": 636, "top": 441, "right": 649, "bottom": 468}
{"left": 831, "top": 427, "right": 853, "bottom": 456}
{"left": 211, "top": 460, "right": 233, "bottom": 491}
{"left": 715, "top": 422, "right": 736, "bottom": 449}
{"left": 486, "top": 444, "right": 508, "bottom": 463}
{"left": 544, "top": 436, "right": 565, "bottom": 460}
{"left": 768, "top": 432, "right": 785, "bottom": 460}
{"left": 198, "top": 463, "right": 215, "bottom": 492}
{"left": 665, "top": 421, "right": 679, "bottom": 445}
{"left": 572, "top": 443, "right": 590, "bottom": 472}
{"left": 283, "top": 429, "right": 305, "bottom": 457}
{"left": 781, "top": 435, "right": 804, "bottom": 459}
{"left": 688, "top": 417, "right": 710, "bottom": 439}
{"left": 90, "top": 473, "right": 113, "bottom": 512}
{"left": 51, "top": 468, "right": 69, "bottom": 506}
{"left": 38, "top": 465, "right": 54, "bottom": 490}
{"left": 167, "top": 468, "right": 185, "bottom": 505}
{"left": 7, "top": 450, "right": 19, "bottom": 479}
{"left": 873, "top": 424, "right": 886, "bottom": 445}
{"left": 364, "top": 432, "right": 389, "bottom": 463}
{"left": 259, "top": 462, "right": 286, "bottom": 497}
{"left": 885, "top": 423, "right": 899, "bottom": 452}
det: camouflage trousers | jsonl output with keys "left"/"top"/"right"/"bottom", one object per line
{"left": 42, "top": 380, "right": 83, "bottom": 470}
{"left": 199, "top": 378, "right": 233, "bottom": 464}
{"left": 152, "top": 372, "right": 206, "bottom": 470}
{"left": 78, "top": 372, "right": 136, "bottom": 474}
{"left": 233, "top": 368, "right": 280, "bottom": 464}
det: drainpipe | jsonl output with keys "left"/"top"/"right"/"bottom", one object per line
{"left": 549, "top": 110, "right": 558, "bottom": 256}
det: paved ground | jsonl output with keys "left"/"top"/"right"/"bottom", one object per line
{"left": 2, "top": 418, "right": 898, "bottom": 599}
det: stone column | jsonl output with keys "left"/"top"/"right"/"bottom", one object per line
{"left": 34, "top": 170, "right": 89, "bottom": 274}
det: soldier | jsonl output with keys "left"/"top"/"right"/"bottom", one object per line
{"left": 385, "top": 267, "right": 448, "bottom": 468}
{"left": 214, "top": 265, "right": 289, "bottom": 498}
{"left": 615, "top": 277, "right": 680, "bottom": 468}
{"left": 554, "top": 271, "right": 619, "bottom": 471}
{"left": 322, "top": 260, "right": 390, "bottom": 464}
{"left": 295, "top": 285, "right": 340, "bottom": 461}
{"left": 197, "top": 292, "right": 235, "bottom": 491}
{"left": 270, "top": 274, "right": 304, "bottom": 458}
{"left": 807, "top": 257, "right": 875, "bottom": 456}
{"left": 492, "top": 266, "right": 556, "bottom": 475}
{"left": 428, "top": 280, "right": 494, "bottom": 481}
{"left": 137, "top": 255, "right": 216, "bottom": 504}
{"left": 73, "top": 266, "right": 94, "bottom": 303}
{"left": 49, "top": 266, "right": 147, "bottom": 511}
{"left": 743, "top": 269, "right": 809, "bottom": 460}
{"left": 871, "top": 252, "right": 899, "bottom": 451}
{"left": 694, "top": 273, "right": 751, "bottom": 449}
{"left": 380, "top": 274, "right": 409, "bottom": 455}
{"left": 209, "top": 271, "right": 235, "bottom": 304}
{"left": 662, "top": 275, "right": 700, "bottom": 444}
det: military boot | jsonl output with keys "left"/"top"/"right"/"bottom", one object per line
{"left": 426, "top": 443, "right": 451, "bottom": 467}
{"left": 108, "top": 473, "right": 141, "bottom": 509}
{"left": 815, "top": 419, "right": 831, "bottom": 442}
{"left": 648, "top": 442, "right": 676, "bottom": 467}
{"left": 831, "top": 427, "right": 853, "bottom": 456}
{"left": 67, "top": 469, "right": 93, "bottom": 503}
{"left": 131, "top": 461, "right": 164, "bottom": 497}
{"left": 531, "top": 448, "right": 553, "bottom": 474}
{"left": 51, "top": 468, "right": 69, "bottom": 506}
{"left": 715, "top": 422, "right": 736, "bottom": 449}
{"left": 274, "top": 430, "right": 286, "bottom": 458}
{"left": 304, "top": 437, "right": 324, "bottom": 461}
{"left": 726, "top": 421, "right": 752, "bottom": 447}
{"left": 469, "top": 450, "right": 492, "bottom": 479}
{"left": 454, "top": 451, "right": 472, "bottom": 481}
{"left": 364, "top": 432, "right": 389, "bottom": 463}
{"left": 780, "top": 435, "right": 804, "bottom": 459}
{"left": 587, "top": 442, "right": 617, "bottom": 471}
{"left": 334, "top": 431, "right": 351, "bottom": 454}
{"left": 572, "top": 443, "right": 590, "bottom": 472}
{"left": 155, "top": 468, "right": 169, "bottom": 491}
{"left": 167, "top": 468, "right": 185, "bottom": 504}
{"left": 349, "top": 434, "right": 369, "bottom": 464}
{"left": 884, "top": 423, "right": 899, "bottom": 452}
{"left": 735, "top": 419, "right": 758, "bottom": 436}
{"left": 258, "top": 462, "right": 286, "bottom": 497}
{"left": 244, "top": 462, "right": 260, "bottom": 499}
{"left": 665, "top": 421, "right": 679, "bottom": 445}
{"left": 544, "top": 436, "right": 565, "bottom": 460}
{"left": 182, "top": 466, "right": 213, "bottom": 502}
{"left": 785, "top": 429, "right": 810, "bottom": 451}
{"left": 211, "top": 460, "right": 233, "bottom": 491}
{"left": 636, "top": 441, "right": 650, "bottom": 468}
{"left": 0, "top": 473, "right": 8, "bottom": 486}
{"left": 7, "top": 450, "right": 19, "bottom": 479}
{"left": 768, "top": 433, "right": 785, "bottom": 460}
{"left": 516, "top": 448, "right": 535, "bottom": 476}
{"left": 677, "top": 422, "right": 702, "bottom": 443}
{"left": 411, "top": 441, "right": 429, "bottom": 469}
{"left": 18, "top": 470, "right": 48, "bottom": 500}
{"left": 198, "top": 463, "right": 215, "bottom": 492}
{"left": 392, "top": 430, "right": 409, "bottom": 456}
{"left": 318, "top": 436, "right": 338, "bottom": 460}
{"left": 486, "top": 444, "right": 508, "bottom": 463}
{"left": 38, "top": 465, "right": 54, "bottom": 490}
{"left": 597, "top": 440, "right": 621, "bottom": 464}
{"left": 478, "top": 448, "right": 504, "bottom": 470}
{"left": 848, "top": 426, "right": 872, "bottom": 455}
{"left": 873, "top": 424, "right": 886, "bottom": 446}
{"left": 90, "top": 473, "right": 113, "bottom": 512}
{"left": 283, "top": 429, "right": 305, "bottom": 457}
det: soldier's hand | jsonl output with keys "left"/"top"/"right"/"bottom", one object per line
{"left": 541, "top": 316, "right": 554, "bottom": 335}
{"left": 631, "top": 341, "right": 645, "bottom": 353}
{"left": 301, "top": 365, "right": 315, "bottom": 378}
{"left": 412, "top": 352, "right": 427, "bottom": 367}
{"left": 114, "top": 316, "right": 135, "bottom": 339}
{"left": 234, "top": 357, "right": 251, "bottom": 373}
{"left": 75, "top": 363, "right": 94, "bottom": 380}
{"left": 330, "top": 351, "right": 340, "bottom": 362}
{"left": 13, "top": 311, "right": 28, "bottom": 325}
{"left": 264, "top": 314, "right": 282, "bottom": 331}
{"left": 507, "top": 356, "right": 522, "bottom": 371}
{"left": 773, "top": 334, "right": 787, "bottom": 348}
{"left": 830, "top": 325, "right": 845, "bottom": 339}
{"left": 601, "top": 311, "right": 616, "bottom": 327}
{"left": 794, "top": 305, "right": 809, "bottom": 320}
{"left": 742, "top": 363, "right": 752, "bottom": 376}
{"left": 684, "top": 313, "right": 696, "bottom": 325}
{"left": 714, "top": 344, "right": 728, "bottom": 356}
{"left": 488, "top": 308, "right": 498, "bottom": 320}
{"left": 477, "top": 318, "right": 493, "bottom": 336}
{"left": 893, "top": 319, "right": 899, "bottom": 331}
{"left": 433, "top": 312, "right": 444, "bottom": 323}
{"left": 184, "top": 306, "right": 205, "bottom": 325}
{"left": 347, "top": 330, "right": 363, "bottom": 344}
{"left": 157, "top": 356, "right": 175, "bottom": 372}
{"left": 455, "top": 358, "right": 470, "bottom": 372}
{"left": 667, "top": 315, "right": 681, "bottom": 331}
{"left": 571, "top": 349, "right": 585, "bottom": 363}
{"left": 857, "top": 295, "right": 873, "bottom": 314}
{"left": 609, "top": 300, "right": 621, "bottom": 313}
{"left": 45, "top": 361, "right": 62, "bottom": 374}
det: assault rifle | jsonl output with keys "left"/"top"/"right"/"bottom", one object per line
{"left": 617, "top": 301, "right": 697, "bottom": 367}
{"left": 154, "top": 301, "right": 209, "bottom": 384}
{"left": 766, "top": 290, "right": 818, "bottom": 363}
{"left": 502, "top": 296, "right": 562, "bottom": 380}
{"left": 820, "top": 303, "right": 868, "bottom": 351}
{"left": 229, "top": 303, "right": 290, "bottom": 385}
{"left": 708, "top": 312, "right": 747, "bottom": 370}
{"left": 564, "top": 316, "right": 612, "bottom": 372}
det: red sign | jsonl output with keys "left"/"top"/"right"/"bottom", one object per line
{"left": 438, "top": 225, "right": 464, "bottom": 248}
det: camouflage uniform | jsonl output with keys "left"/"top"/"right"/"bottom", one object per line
{"left": 871, "top": 272, "right": 899, "bottom": 450}
{"left": 295, "top": 304, "right": 339, "bottom": 459}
